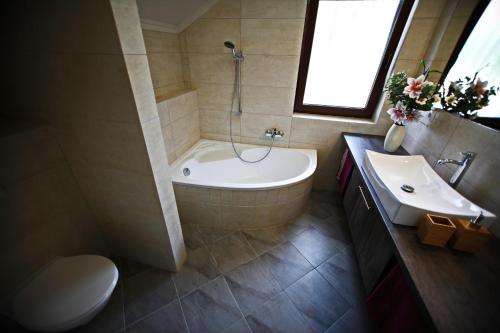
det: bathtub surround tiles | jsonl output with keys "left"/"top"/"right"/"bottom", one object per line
{"left": 143, "top": 29, "right": 188, "bottom": 98}
{"left": 157, "top": 90, "right": 201, "bottom": 163}
{"left": 174, "top": 176, "right": 313, "bottom": 231}
{"left": 68, "top": 192, "right": 370, "bottom": 332}
{"left": 403, "top": 111, "right": 500, "bottom": 238}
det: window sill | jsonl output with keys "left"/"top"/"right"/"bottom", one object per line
{"left": 292, "top": 112, "right": 377, "bottom": 125}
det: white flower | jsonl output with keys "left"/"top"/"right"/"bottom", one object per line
{"left": 433, "top": 94, "right": 441, "bottom": 103}
{"left": 445, "top": 94, "right": 458, "bottom": 106}
{"left": 416, "top": 98, "right": 428, "bottom": 105}
{"left": 403, "top": 75, "right": 429, "bottom": 99}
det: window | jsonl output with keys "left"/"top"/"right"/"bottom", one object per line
{"left": 440, "top": 0, "right": 499, "bottom": 125}
{"left": 295, "top": 0, "right": 415, "bottom": 118}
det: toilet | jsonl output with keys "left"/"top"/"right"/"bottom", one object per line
{"left": 13, "top": 255, "right": 118, "bottom": 332}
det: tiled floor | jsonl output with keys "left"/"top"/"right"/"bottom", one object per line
{"left": 14, "top": 191, "right": 374, "bottom": 333}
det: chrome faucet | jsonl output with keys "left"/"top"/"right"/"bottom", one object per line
{"left": 265, "top": 128, "right": 284, "bottom": 139}
{"left": 436, "top": 151, "right": 476, "bottom": 188}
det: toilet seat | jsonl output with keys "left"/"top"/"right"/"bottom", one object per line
{"left": 13, "top": 255, "right": 118, "bottom": 332}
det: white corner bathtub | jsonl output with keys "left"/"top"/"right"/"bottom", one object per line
{"left": 171, "top": 140, "right": 317, "bottom": 230}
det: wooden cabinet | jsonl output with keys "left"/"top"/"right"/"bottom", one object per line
{"left": 343, "top": 168, "right": 393, "bottom": 294}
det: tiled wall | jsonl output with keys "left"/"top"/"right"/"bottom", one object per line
{"left": 175, "top": 0, "right": 482, "bottom": 192}
{"left": 143, "top": 29, "right": 190, "bottom": 99}
{"left": 0, "top": 122, "right": 106, "bottom": 305}
{"left": 403, "top": 111, "right": 500, "bottom": 238}
{"left": 157, "top": 90, "right": 201, "bottom": 163}
{"left": 1, "top": 0, "right": 185, "bottom": 271}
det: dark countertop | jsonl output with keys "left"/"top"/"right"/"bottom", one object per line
{"left": 343, "top": 133, "right": 500, "bottom": 333}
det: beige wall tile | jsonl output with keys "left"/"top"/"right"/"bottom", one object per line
{"left": 394, "top": 59, "right": 421, "bottom": 77}
{"left": 189, "top": 53, "right": 234, "bottom": 84}
{"left": 290, "top": 116, "right": 349, "bottom": 145}
{"left": 201, "top": 110, "right": 241, "bottom": 136}
{"left": 186, "top": 19, "right": 240, "bottom": 54}
{"left": 241, "top": 0, "right": 307, "bottom": 19}
{"left": 203, "top": 0, "right": 242, "bottom": 18}
{"left": 166, "top": 90, "right": 198, "bottom": 122}
{"left": 161, "top": 124, "right": 177, "bottom": 163}
{"left": 123, "top": 54, "right": 159, "bottom": 123}
{"left": 110, "top": 0, "right": 146, "bottom": 55}
{"left": 414, "top": 0, "right": 447, "bottom": 18}
{"left": 242, "top": 85, "right": 295, "bottom": 116}
{"left": 172, "top": 111, "right": 201, "bottom": 157}
{"left": 143, "top": 29, "right": 181, "bottom": 53}
{"left": 195, "top": 83, "right": 234, "bottom": 112}
{"left": 399, "top": 18, "right": 439, "bottom": 60}
{"left": 147, "top": 53, "right": 184, "bottom": 88}
{"left": 242, "top": 55, "right": 299, "bottom": 87}
{"left": 434, "top": 16, "right": 468, "bottom": 61}
{"left": 403, "top": 111, "right": 461, "bottom": 163}
{"left": 453, "top": 0, "right": 480, "bottom": 17}
{"left": 241, "top": 19, "right": 304, "bottom": 55}
{"left": 241, "top": 114, "right": 292, "bottom": 144}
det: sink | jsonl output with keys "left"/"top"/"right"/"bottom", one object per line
{"left": 363, "top": 150, "right": 496, "bottom": 227}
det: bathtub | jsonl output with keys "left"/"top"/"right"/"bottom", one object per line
{"left": 171, "top": 140, "right": 317, "bottom": 230}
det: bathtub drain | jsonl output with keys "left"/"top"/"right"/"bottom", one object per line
{"left": 183, "top": 168, "right": 190, "bottom": 176}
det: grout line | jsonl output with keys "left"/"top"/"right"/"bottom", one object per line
{"left": 172, "top": 275, "right": 191, "bottom": 333}
{"left": 222, "top": 275, "right": 254, "bottom": 333}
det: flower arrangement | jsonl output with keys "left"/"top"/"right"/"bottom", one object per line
{"left": 439, "top": 71, "right": 498, "bottom": 119}
{"left": 384, "top": 61, "right": 439, "bottom": 125}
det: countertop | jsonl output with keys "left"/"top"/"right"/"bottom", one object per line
{"left": 343, "top": 133, "right": 500, "bottom": 333}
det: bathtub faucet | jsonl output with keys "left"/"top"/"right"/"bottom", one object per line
{"left": 265, "top": 128, "right": 284, "bottom": 139}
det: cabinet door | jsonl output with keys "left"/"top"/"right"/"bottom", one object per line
{"left": 343, "top": 168, "right": 362, "bottom": 219}
{"left": 347, "top": 182, "right": 393, "bottom": 294}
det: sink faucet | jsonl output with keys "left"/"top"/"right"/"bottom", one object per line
{"left": 436, "top": 151, "right": 476, "bottom": 188}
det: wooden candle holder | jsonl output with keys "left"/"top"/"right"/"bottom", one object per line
{"left": 417, "top": 214, "right": 456, "bottom": 247}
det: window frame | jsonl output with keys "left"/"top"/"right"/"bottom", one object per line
{"left": 294, "top": 0, "right": 415, "bottom": 118}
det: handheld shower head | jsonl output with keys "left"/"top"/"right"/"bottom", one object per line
{"left": 224, "top": 41, "right": 235, "bottom": 49}
{"left": 224, "top": 40, "right": 242, "bottom": 60}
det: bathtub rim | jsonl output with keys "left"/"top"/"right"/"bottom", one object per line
{"left": 171, "top": 139, "right": 317, "bottom": 190}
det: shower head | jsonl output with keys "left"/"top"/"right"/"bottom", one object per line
{"left": 224, "top": 40, "right": 243, "bottom": 60}
{"left": 224, "top": 41, "right": 235, "bottom": 49}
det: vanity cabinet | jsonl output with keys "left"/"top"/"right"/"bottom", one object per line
{"left": 343, "top": 168, "right": 393, "bottom": 294}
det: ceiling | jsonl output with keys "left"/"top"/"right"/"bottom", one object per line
{"left": 137, "top": 0, "right": 218, "bottom": 33}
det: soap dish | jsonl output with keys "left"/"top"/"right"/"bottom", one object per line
{"left": 417, "top": 214, "right": 456, "bottom": 247}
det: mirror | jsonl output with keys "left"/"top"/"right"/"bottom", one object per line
{"left": 435, "top": 0, "right": 500, "bottom": 130}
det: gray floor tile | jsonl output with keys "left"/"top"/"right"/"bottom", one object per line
{"left": 123, "top": 268, "right": 177, "bottom": 325}
{"left": 311, "top": 214, "right": 351, "bottom": 245}
{"left": 198, "top": 226, "right": 235, "bottom": 244}
{"left": 126, "top": 299, "right": 188, "bottom": 333}
{"left": 181, "top": 276, "right": 243, "bottom": 333}
{"left": 243, "top": 226, "right": 286, "bottom": 255}
{"left": 246, "top": 292, "right": 313, "bottom": 333}
{"left": 71, "top": 282, "right": 124, "bottom": 333}
{"left": 306, "top": 199, "right": 338, "bottom": 219}
{"left": 221, "top": 319, "right": 252, "bottom": 333}
{"left": 173, "top": 246, "right": 220, "bottom": 297}
{"left": 290, "top": 226, "right": 346, "bottom": 267}
{"left": 317, "top": 247, "right": 366, "bottom": 306}
{"left": 325, "top": 305, "right": 373, "bottom": 333}
{"left": 286, "top": 270, "right": 350, "bottom": 333}
{"left": 225, "top": 257, "right": 281, "bottom": 315}
{"left": 181, "top": 223, "right": 205, "bottom": 250}
{"left": 260, "top": 241, "right": 313, "bottom": 289}
{"left": 209, "top": 232, "right": 256, "bottom": 273}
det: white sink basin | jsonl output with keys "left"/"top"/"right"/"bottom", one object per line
{"left": 363, "top": 150, "right": 496, "bottom": 227}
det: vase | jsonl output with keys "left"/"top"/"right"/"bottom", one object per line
{"left": 384, "top": 123, "right": 405, "bottom": 152}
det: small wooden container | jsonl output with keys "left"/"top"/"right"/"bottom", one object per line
{"left": 417, "top": 214, "right": 456, "bottom": 247}
{"left": 448, "top": 218, "right": 491, "bottom": 253}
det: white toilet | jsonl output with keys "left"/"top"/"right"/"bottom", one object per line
{"left": 13, "top": 255, "right": 118, "bottom": 332}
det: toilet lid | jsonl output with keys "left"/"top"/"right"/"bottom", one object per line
{"left": 13, "top": 255, "right": 118, "bottom": 331}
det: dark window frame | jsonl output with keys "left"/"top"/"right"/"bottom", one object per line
{"left": 294, "top": 0, "right": 415, "bottom": 118}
